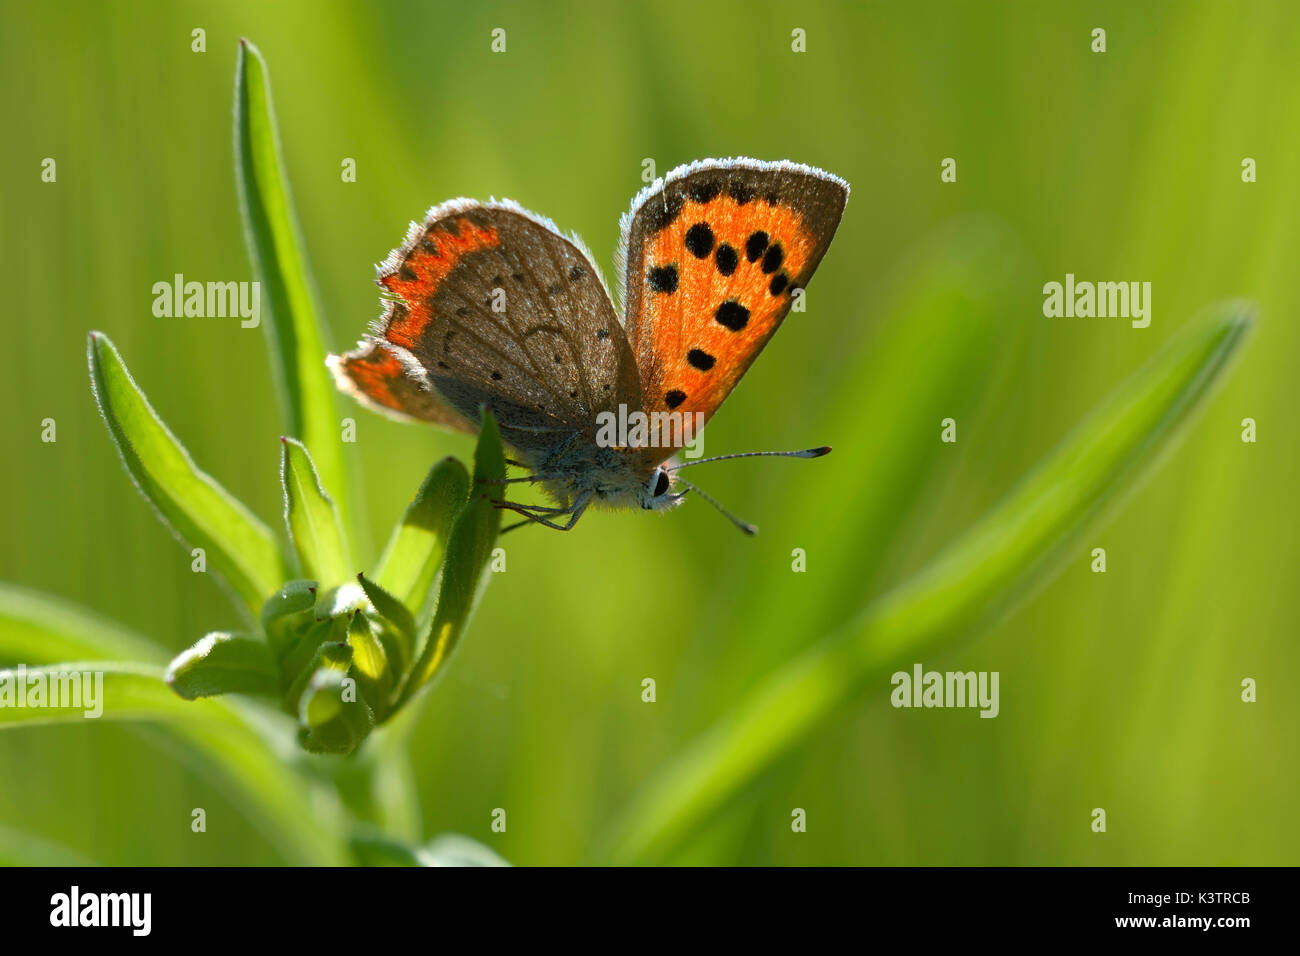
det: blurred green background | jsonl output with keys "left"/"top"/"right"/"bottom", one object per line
{"left": 2, "top": 0, "right": 1296, "bottom": 865}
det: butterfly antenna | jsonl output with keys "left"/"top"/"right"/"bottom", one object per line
{"left": 668, "top": 446, "right": 831, "bottom": 472}
{"left": 673, "top": 476, "right": 758, "bottom": 536}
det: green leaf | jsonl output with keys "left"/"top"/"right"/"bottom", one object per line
{"left": 396, "top": 412, "right": 504, "bottom": 706}
{"left": 357, "top": 573, "right": 415, "bottom": 644}
{"left": 373, "top": 456, "right": 470, "bottom": 622}
{"left": 345, "top": 609, "right": 393, "bottom": 719}
{"left": 356, "top": 573, "right": 414, "bottom": 683}
{"left": 284, "top": 626, "right": 351, "bottom": 709}
{"left": 280, "top": 437, "right": 351, "bottom": 586}
{"left": 234, "top": 39, "right": 352, "bottom": 529}
{"left": 297, "top": 666, "right": 374, "bottom": 755}
{"left": 164, "top": 632, "right": 279, "bottom": 700}
{"left": 87, "top": 332, "right": 287, "bottom": 617}
{"left": 471, "top": 407, "right": 509, "bottom": 502}
{"left": 602, "top": 304, "right": 1253, "bottom": 864}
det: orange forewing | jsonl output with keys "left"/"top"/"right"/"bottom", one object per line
{"left": 635, "top": 195, "right": 819, "bottom": 422}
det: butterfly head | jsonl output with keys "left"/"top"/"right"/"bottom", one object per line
{"left": 641, "top": 465, "right": 678, "bottom": 511}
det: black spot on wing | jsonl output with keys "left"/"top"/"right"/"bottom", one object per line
{"left": 715, "top": 243, "right": 738, "bottom": 276}
{"left": 687, "top": 348, "right": 716, "bottom": 371}
{"left": 685, "top": 223, "right": 715, "bottom": 258}
{"left": 648, "top": 264, "right": 679, "bottom": 293}
{"left": 761, "top": 243, "right": 784, "bottom": 274}
{"left": 715, "top": 300, "right": 750, "bottom": 331}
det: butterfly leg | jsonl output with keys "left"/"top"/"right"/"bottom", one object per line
{"left": 475, "top": 473, "right": 568, "bottom": 486}
{"left": 494, "top": 499, "right": 573, "bottom": 515}
{"left": 497, "top": 493, "right": 592, "bottom": 532}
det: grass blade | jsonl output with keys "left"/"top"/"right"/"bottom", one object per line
{"left": 280, "top": 437, "right": 351, "bottom": 586}
{"left": 234, "top": 39, "right": 351, "bottom": 527}
{"left": 88, "top": 332, "right": 287, "bottom": 617}
{"left": 0, "top": 582, "right": 166, "bottom": 666}
{"left": 602, "top": 304, "right": 1252, "bottom": 863}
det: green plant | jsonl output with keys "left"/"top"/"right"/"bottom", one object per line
{"left": 0, "top": 40, "right": 1251, "bottom": 865}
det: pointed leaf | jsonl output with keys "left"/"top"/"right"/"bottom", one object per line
{"left": 397, "top": 413, "right": 503, "bottom": 705}
{"left": 357, "top": 573, "right": 415, "bottom": 681}
{"left": 346, "top": 608, "right": 393, "bottom": 719}
{"left": 357, "top": 573, "right": 415, "bottom": 644}
{"left": 373, "top": 456, "right": 470, "bottom": 620}
{"left": 280, "top": 437, "right": 351, "bottom": 586}
{"left": 165, "top": 632, "right": 279, "bottom": 700}
{"left": 88, "top": 332, "right": 286, "bottom": 616}
{"left": 471, "top": 407, "right": 508, "bottom": 502}
{"left": 234, "top": 39, "right": 352, "bottom": 528}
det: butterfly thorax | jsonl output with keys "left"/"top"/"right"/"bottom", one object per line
{"left": 526, "top": 440, "right": 679, "bottom": 512}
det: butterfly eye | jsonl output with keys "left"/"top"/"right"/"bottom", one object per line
{"left": 652, "top": 469, "right": 671, "bottom": 497}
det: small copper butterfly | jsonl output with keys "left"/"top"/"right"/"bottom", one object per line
{"left": 329, "top": 158, "right": 849, "bottom": 533}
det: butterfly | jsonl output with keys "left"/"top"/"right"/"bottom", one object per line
{"left": 328, "top": 158, "right": 849, "bottom": 533}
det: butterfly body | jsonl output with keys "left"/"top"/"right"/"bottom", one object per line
{"left": 526, "top": 444, "right": 679, "bottom": 514}
{"left": 330, "top": 158, "right": 848, "bottom": 531}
